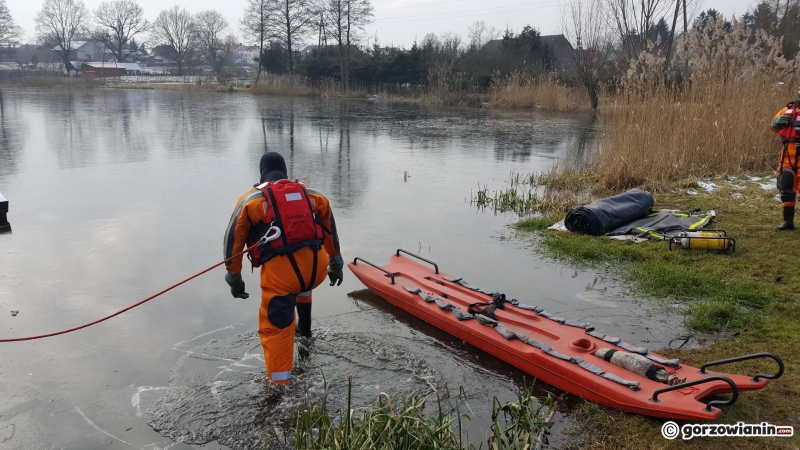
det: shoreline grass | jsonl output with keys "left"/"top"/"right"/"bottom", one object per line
{"left": 291, "top": 375, "right": 555, "bottom": 450}
{"left": 0, "top": 73, "right": 591, "bottom": 111}
{"left": 510, "top": 173, "right": 800, "bottom": 449}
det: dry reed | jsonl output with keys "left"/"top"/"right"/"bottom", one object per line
{"left": 490, "top": 72, "right": 591, "bottom": 112}
{"left": 0, "top": 76, "right": 107, "bottom": 89}
{"left": 417, "top": 63, "right": 487, "bottom": 106}
{"left": 251, "top": 73, "right": 316, "bottom": 96}
{"left": 594, "top": 17, "right": 800, "bottom": 192}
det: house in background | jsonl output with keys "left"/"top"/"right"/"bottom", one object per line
{"left": 81, "top": 62, "right": 141, "bottom": 77}
{"left": 233, "top": 45, "right": 259, "bottom": 65}
{"left": 481, "top": 34, "right": 575, "bottom": 71}
{"left": 540, "top": 35, "right": 576, "bottom": 71}
{"left": 57, "top": 41, "right": 105, "bottom": 62}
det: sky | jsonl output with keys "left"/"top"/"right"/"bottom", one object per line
{"left": 9, "top": 0, "right": 757, "bottom": 49}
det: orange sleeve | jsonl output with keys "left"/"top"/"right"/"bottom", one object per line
{"left": 308, "top": 192, "right": 341, "bottom": 259}
{"left": 223, "top": 189, "right": 266, "bottom": 274}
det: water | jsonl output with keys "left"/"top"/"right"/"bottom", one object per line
{"left": 0, "top": 88, "right": 687, "bottom": 449}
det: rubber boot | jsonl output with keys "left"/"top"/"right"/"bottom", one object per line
{"left": 296, "top": 302, "right": 312, "bottom": 338}
{"left": 777, "top": 206, "right": 795, "bottom": 231}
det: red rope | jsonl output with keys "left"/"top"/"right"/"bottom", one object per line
{"left": 0, "top": 244, "right": 258, "bottom": 343}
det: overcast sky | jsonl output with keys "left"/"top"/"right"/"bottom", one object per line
{"left": 10, "top": 0, "right": 756, "bottom": 49}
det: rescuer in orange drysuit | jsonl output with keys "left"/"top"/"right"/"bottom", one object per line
{"left": 223, "top": 152, "right": 343, "bottom": 384}
{"left": 771, "top": 88, "right": 800, "bottom": 230}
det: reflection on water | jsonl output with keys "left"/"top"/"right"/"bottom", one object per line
{"left": 0, "top": 88, "right": 681, "bottom": 450}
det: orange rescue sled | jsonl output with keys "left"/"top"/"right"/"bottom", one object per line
{"left": 348, "top": 250, "right": 784, "bottom": 421}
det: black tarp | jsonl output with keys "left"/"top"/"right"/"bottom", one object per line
{"left": 564, "top": 189, "right": 654, "bottom": 235}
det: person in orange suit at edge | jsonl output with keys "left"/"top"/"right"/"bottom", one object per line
{"left": 223, "top": 152, "right": 344, "bottom": 385}
{"left": 771, "top": 87, "right": 800, "bottom": 231}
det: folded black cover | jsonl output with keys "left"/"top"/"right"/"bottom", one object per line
{"left": 565, "top": 189, "right": 654, "bottom": 235}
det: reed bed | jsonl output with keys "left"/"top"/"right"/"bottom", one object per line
{"left": 292, "top": 375, "right": 554, "bottom": 450}
{"left": 470, "top": 167, "right": 593, "bottom": 215}
{"left": 0, "top": 76, "right": 107, "bottom": 89}
{"left": 490, "top": 72, "right": 591, "bottom": 112}
{"left": 251, "top": 73, "right": 317, "bottom": 96}
{"left": 594, "top": 18, "right": 800, "bottom": 192}
{"left": 417, "top": 64, "right": 488, "bottom": 107}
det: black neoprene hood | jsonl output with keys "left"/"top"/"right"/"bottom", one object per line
{"left": 259, "top": 152, "right": 288, "bottom": 183}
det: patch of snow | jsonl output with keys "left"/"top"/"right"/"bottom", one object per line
{"left": 697, "top": 181, "right": 717, "bottom": 192}
{"left": 732, "top": 185, "right": 745, "bottom": 190}
{"left": 687, "top": 189, "right": 698, "bottom": 195}
{"left": 731, "top": 193, "right": 742, "bottom": 199}
{"left": 761, "top": 182, "right": 776, "bottom": 191}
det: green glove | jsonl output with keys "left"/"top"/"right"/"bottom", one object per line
{"left": 773, "top": 115, "right": 791, "bottom": 129}
{"left": 225, "top": 272, "right": 249, "bottom": 299}
{"left": 328, "top": 255, "right": 344, "bottom": 286}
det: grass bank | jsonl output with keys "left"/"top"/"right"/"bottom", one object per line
{"left": 514, "top": 176, "right": 799, "bottom": 449}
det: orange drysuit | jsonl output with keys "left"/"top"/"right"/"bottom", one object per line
{"left": 224, "top": 184, "right": 341, "bottom": 384}
{"left": 772, "top": 106, "right": 800, "bottom": 207}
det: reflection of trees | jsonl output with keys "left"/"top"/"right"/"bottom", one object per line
{"left": 47, "top": 91, "right": 94, "bottom": 169}
{"left": 0, "top": 90, "right": 22, "bottom": 177}
{"left": 257, "top": 99, "right": 365, "bottom": 210}
{"left": 40, "top": 90, "right": 152, "bottom": 167}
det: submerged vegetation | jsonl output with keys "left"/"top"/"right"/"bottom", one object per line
{"left": 290, "top": 375, "right": 554, "bottom": 450}
{"left": 470, "top": 168, "right": 594, "bottom": 215}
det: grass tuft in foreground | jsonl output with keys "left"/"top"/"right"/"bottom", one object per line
{"left": 292, "top": 375, "right": 554, "bottom": 450}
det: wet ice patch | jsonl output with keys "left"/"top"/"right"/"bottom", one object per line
{"left": 146, "top": 331, "right": 443, "bottom": 450}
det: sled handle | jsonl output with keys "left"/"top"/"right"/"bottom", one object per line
{"left": 353, "top": 257, "right": 395, "bottom": 285}
{"left": 649, "top": 376, "right": 738, "bottom": 412}
{"left": 699, "top": 352, "right": 784, "bottom": 382}
{"left": 395, "top": 249, "right": 439, "bottom": 274}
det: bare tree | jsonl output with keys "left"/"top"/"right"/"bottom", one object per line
{"left": 92, "top": 0, "right": 149, "bottom": 62}
{"left": 467, "top": 20, "right": 499, "bottom": 50}
{"left": 0, "top": 0, "right": 23, "bottom": 49}
{"left": 36, "top": 0, "right": 89, "bottom": 72}
{"left": 194, "top": 10, "right": 231, "bottom": 74}
{"left": 563, "top": 0, "right": 614, "bottom": 109}
{"left": 241, "top": 0, "right": 272, "bottom": 83}
{"left": 267, "top": 0, "right": 317, "bottom": 75}
{"left": 151, "top": 6, "right": 195, "bottom": 75}
{"left": 604, "top": 0, "right": 672, "bottom": 60}
{"left": 322, "top": 0, "right": 373, "bottom": 90}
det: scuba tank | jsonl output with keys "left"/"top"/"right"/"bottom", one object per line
{"left": 669, "top": 230, "right": 735, "bottom": 254}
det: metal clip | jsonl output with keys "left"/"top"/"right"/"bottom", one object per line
{"left": 259, "top": 224, "right": 281, "bottom": 244}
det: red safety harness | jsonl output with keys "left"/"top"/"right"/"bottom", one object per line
{"left": 246, "top": 180, "right": 327, "bottom": 291}
{"left": 779, "top": 101, "right": 800, "bottom": 143}
{"left": 778, "top": 101, "right": 800, "bottom": 172}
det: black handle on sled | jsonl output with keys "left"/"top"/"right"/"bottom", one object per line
{"left": 395, "top": 249, "right": 439, "bottom": 274}
{"left": 353, "top": 257, "right": 395, "bottom": 284}
{"left": 649, "top": 376, "right": 738, "bottom": 412}
{"left": 699, "top": 352, "right": 784, "bottom": 382}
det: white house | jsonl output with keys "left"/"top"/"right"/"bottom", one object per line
{"left": 55, "top": 41, "right": 105, "bottom": 62}
{"left": 233, "top": 46, "right": 259, "bottom": 65}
